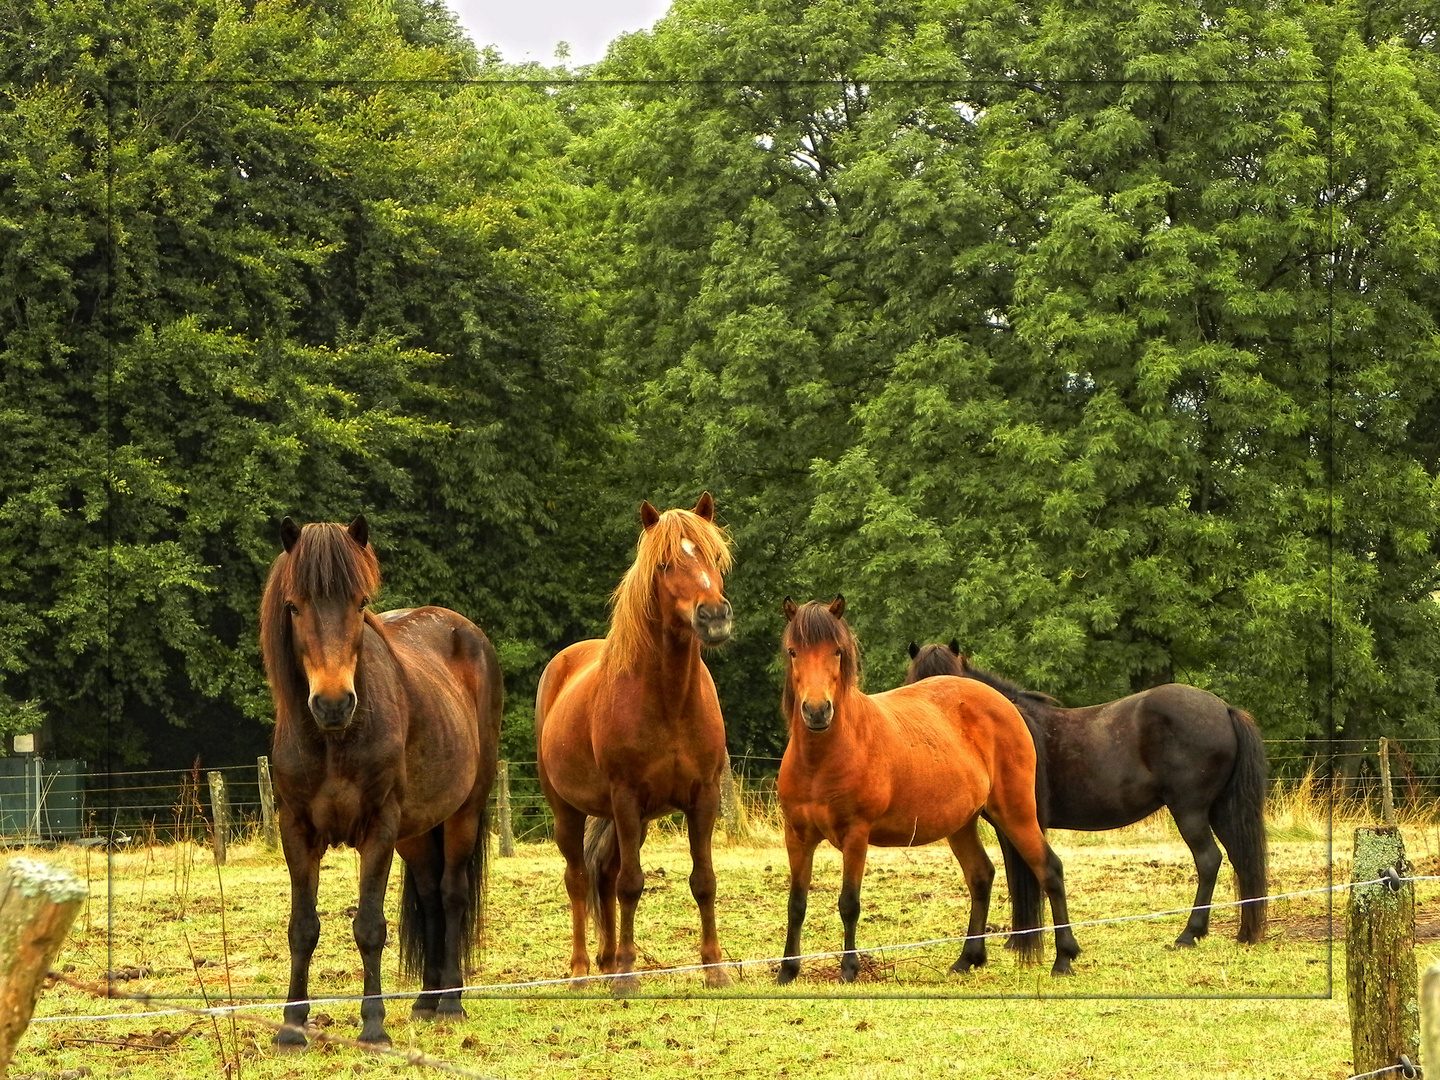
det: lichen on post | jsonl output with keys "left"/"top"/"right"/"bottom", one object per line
{"left": 0, "top": 858, "right": 88, "bottom": 1079}
{"left": 1346, "top": 826, "right": 1419, "bottom": 1078}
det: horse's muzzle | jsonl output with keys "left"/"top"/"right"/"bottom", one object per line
{"left": 309, "top": 690, "right": 357, "bottom": 731}
{"left": 801, "top": 700, "right": 833, "bottom": 732}
{"left": 693, "top": 601, "right": 733, "bottom": 646}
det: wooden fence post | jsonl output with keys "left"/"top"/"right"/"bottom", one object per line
{"left": 207, "top": 771, "right": 230, "bottom": 866}
{"left": 496, "top": 761, "right": 515, "bottom": 857}
{"left": 1378, "top": 738, "right": 1396, "bottom": 825}
{"left": 718, "top": 749, "right": 748, "bottom": 842}
{"left": 1422, "top": 960, "right": 1440, "bottom": 1076}
{"left": 0, "top": 858, "right": 87, "bottom": 1079}
{"left": 256, "top": 756, "right": 278, "bottom": 851}
{"left": 1346, "top": 825, "right": 1419, "bottom": 1077}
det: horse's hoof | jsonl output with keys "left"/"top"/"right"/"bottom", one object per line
{"left": 704, "top": 965, "right": 732, "bottom": 989}
{"left": 1171, "top": 937, "right": 1198, "bottom": 949}
{"left": 1050, "top": 959, "right": 1074, "bottom": 976}
{"left": 272, "top": 1026, "right": 307, "bottom": 1051}
{"left": 949, "top": 953, "right": 985, "bottom": 974}
{"left": 776, "top": 968, "right": 799, "bottom": 986}
{"left": 410, "top": 1006, "right": 437, "bottom": 1023}
{"left": 436, "top": 1001, "right": 467, "bottom": 1021}
{"left": 358, "top": 1030, "right": 393, "bottom": 1047}
{"left": 611, "top": 974, "right": 642, "bottom": 997}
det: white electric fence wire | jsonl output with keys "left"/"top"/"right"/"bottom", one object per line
{"left": 32, "top": 874, "right": 1439, "bottom": 1025}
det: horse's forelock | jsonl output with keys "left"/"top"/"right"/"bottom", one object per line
{"left": 906, "top": 643, "right": 965, "bottom": 682}
{"left": 780, "top": 601, "right": 860, "bottom": 703}
{"left": 605, "top": 506, "right": 733, "bottom": 672}
{"left": 283, "top": 523, "right": 381, "bottom": 601}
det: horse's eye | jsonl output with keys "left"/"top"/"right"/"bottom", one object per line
{"left": 788, "top": 648, "right": 796, "bottom": 658}
{"left": 285, "top": 602, "right": 298, "bottom": 616}
{"left": 359, "top": 596, "right": 369, "bottom": 610}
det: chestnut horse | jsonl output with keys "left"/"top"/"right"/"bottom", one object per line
{"left": 905, "top": 642, "right": 1268, "bottom": 946}
{"left": 535, "top": 494, "right": 734, "bottom": 993}
{"left": 260, "top": 517, "right": 501, "bottom": 1046}
{"left": 777, "top": 598, "right": 1080, "bottom": 983}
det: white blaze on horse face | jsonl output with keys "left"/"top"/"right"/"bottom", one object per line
{"left": 679, "top": 538, "right": 714, "bottom": 590}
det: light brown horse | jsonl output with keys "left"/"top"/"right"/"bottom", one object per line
{"left": 260, "top": 517, "right": 501, "bottom": 1046}
{"left": 535, "top": 493, "right": 734, "bottom": 993}
{"left": 776, "top": 597, "right": 1081, "bottom": 983}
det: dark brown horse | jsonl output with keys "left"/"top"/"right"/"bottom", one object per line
{"left": 260, "top": 517, "right": 501, "bottom": 1046}
{"left": 906, "top": 641, "right": 1268, "bottom": 947}
{"left": 778, "top": 599, "right": 1080, "bottom": 983}
{"left": 535, "top": 494, "right": 734, "bottom": 993}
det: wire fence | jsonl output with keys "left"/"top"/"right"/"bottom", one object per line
{"left": 5, "top": 736, "right": 1440, "bottom": 846}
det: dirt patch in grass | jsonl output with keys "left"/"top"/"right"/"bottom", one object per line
{"left": 1275, "top": 914, "right": 1440, "bottom": 942}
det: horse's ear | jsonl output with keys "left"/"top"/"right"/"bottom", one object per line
{"left": 280, "top": 517, "right": 301, "bottom": 553}
{"left": 347, "top": 515, "right": 369, "bottom": 548}
{"left": 693, "top": 491, "right": 715, "bottom": 521}
{"left": 908, "top": 642, "right": 919, "bottom": 660}
{"left": 640, "top": 501, "right": 661, "bottom": 530}
{"left": 949, "top": 638, "right": 961, "bottom": 656}
{"left": 829, "top": 594, "right": 846, "bottom": 619}
{"left": 782, "top": 597, "right": 797, "bottom": 622}
{"left": 958, "top": 653, "right": 971, "bottom": 670}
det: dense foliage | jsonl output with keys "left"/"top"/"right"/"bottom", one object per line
{"left": 1, "top": 0, "right": 1436, "bottom": 782}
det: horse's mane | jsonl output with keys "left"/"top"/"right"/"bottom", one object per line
{"left": 604, "top": 506, "right": 732, "bottom": 674}
{"left": 259, "top": 522, "right": 382, "bottom": 718}
{"left": 955, "top": 657, "right": 1063, "bottom": 713}
{"left": 780, "top": 601, "right": 861, "bottom": 720}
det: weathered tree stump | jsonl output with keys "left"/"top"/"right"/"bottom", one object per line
{"left": 0, "top": 858, "right": 87, "bottom": 1079}
{"left": 496, "top": 760, "right": 516, "bottom": 857}
{"left": 1346, "top": 826, "right": 1419, "bottom": 1077}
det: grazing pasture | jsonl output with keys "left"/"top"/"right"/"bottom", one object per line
{"left": 10, "top": 802, "right": 1440, "bottom": 1079}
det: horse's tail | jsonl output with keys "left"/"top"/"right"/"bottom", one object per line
{"left": 397, "top": 805, "right": 491, "bottom": 981}
{"left": 999, "top": 705, "right": 1051, "bottom": 959}
{"left": 583, "top": 815, "right": 648, "bottom": 946}
{"left": 1210, "top": 707, "right": 1269, "bottom": 944}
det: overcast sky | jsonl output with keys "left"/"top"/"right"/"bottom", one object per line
{"left": 446, "top": 0, "right": 674, "bottom": 67}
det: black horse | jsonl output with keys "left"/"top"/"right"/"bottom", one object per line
{"left": 906, "top": 642, "right": 1268, "bottom": 947}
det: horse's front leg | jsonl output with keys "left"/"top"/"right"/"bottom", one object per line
{"left": 609, "top": 790, "right": 647, "bottom": 996}
{"left": 276, "top": 814, "right": 321, "bottom": 1049}
{"left": 684, "top": 783, "right": 730, "bottom": 988}
{"left": 837, "top": 826, "right": 871, "bottom": 983}
{"left": 354, "top": 824, "right": 399, "bottom": 1045}
{"left": 777, "top": 822, "right": 818, "bottom": 985}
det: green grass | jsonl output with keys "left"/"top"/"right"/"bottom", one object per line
{"left": 9, "top": 810, "right": 1440, "bottom": 1080}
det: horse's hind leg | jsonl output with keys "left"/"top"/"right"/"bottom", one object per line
{"left": 946, "top": 817, "right": 995, "bottom": 973}
{"left": 990, "top": 815, "right": 1080, "bottom": 976}
{"left": 552, "top": 801, "right": 593, "bottom": 985}
{"left": 1170, "top": 805, "right": 1223, "bottom": 947}
{"left": 685, "top": 783, "right": 730, "bottom": 988}
{"left": 395, "top": 832, "right": 445, "bottom": 1020}
{"left": 436, "top": 800, "right": 483, "bottom": 1017}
